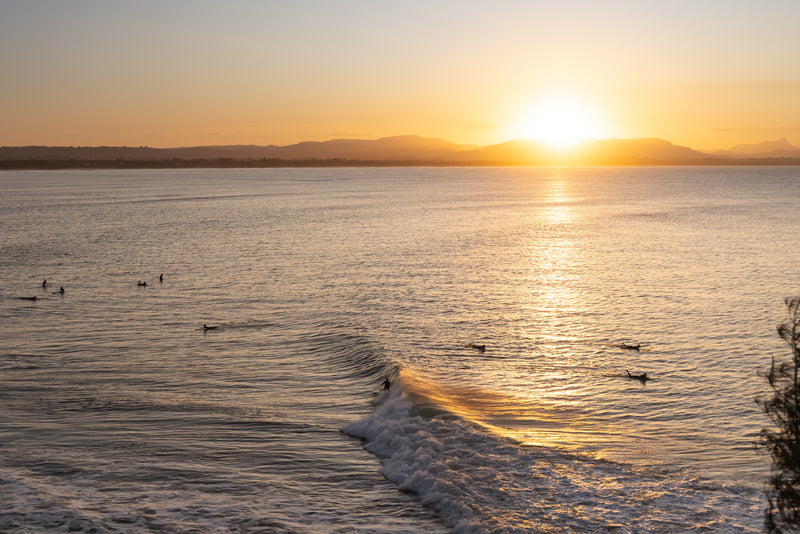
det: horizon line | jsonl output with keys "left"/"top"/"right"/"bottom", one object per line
{"left": 2, "top": 133, "right": 799, "bottom": 152}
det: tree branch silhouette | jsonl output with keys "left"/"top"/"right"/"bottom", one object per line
{"left": 758, "top": 297, "right": 800, "bottom": 532}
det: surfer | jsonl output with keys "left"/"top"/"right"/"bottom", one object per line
{"left": 620, "top": 343, "right": 640, "bottom": 351}
{"left": 58, "top": 286, "right": 64, "bottom": 294}
{"left": 203, "top": 324, "right": 218, "bottom": 331}
{"left": 18, "top": 296, "right": 37, "bottom": 301}
{"left": 382, "top": 378, "right": 391, "bottom": 390}
{"left": 466, "top": 343, "right": 486, "bottom": 352}
{"left": 42, "top": 279, "right": 47, "bottom": 288}
{"left": 626, "top": 370, "right": 651, "bottom": 382}
{"left": 137, "top": 281, "right": 147, "bottom": 287}
{"left": 159, "top": 273, "right": 163, "bottom": 283}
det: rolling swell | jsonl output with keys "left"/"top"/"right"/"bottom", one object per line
{"left": 302, "top": 323, "right": 399, "bottom": 386}
{"left": 343, "top": 369, "right": 762, "bottom": 533}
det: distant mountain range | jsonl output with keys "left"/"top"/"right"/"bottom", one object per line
{"left": 2, "top": 135, "right": 800, "bottom": 168}
{"left": 713, "top": 138, "right": 800, "bottom": 159}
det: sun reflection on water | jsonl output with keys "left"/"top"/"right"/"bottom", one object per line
{"left": 542, "top": 178, "right": 574, "bottom": 225}
{"left": 528, "top": 177, "right": 585, "bottom": 342}
{"left": 398, "top": 366, "right": 615, "bottom": 454}
{"left": 506, "top": 174, "right": 609, "bottom": 450}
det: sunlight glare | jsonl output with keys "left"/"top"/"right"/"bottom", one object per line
{"left": 517, "top": 96, "right": 608, "bottom": 149}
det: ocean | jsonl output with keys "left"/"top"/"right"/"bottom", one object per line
{"left": 1, "top": 166, "right": 799, "bottom": 533}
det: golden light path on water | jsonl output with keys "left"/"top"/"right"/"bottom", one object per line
{"left": 518, "top": 179, "right": 583, "bottom": 442}
{"left": 399, "top": 365, "right": 611, "bottom": 452}
{"left": 398, "top": 175, "right": 629, "bottom": 454}
{"left": 393, "top": 170, "right": 732, "bottom": 467}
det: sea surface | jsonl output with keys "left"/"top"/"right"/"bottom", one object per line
{"left": 1, "top": 166, "right": 799, "bottom": 533}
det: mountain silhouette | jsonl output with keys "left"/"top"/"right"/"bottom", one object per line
{"left": 714, "top": 138, "right": 800, "bottom": 158}
{"left": 464, "top": 137, "right": 710, "bottom": 165}
{"left": 1, "top": 135, "right": 798, "bottom": 168}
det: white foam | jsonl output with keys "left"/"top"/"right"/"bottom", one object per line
{"left": 344, "top": 379, "right": 764, "bottom": 533}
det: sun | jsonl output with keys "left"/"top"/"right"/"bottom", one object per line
{"left": 516, "top": 96, "right": 609, "bottom": 149}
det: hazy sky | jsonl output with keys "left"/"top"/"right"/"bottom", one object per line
{"left": 2, "top": 0, "right": 799, "bottom": 149}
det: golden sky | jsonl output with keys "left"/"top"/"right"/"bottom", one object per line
{"left": 2, "top": 0, "right": 799, "bottom": 150}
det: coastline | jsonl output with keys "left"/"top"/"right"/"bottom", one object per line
{"left": 4, "top": 135, "right": 800, "bottom": 169}
{"left": 3, "top": 157, "right": 800, "bottom": 170}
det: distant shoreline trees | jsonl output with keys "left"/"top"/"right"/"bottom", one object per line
{"left": 3, "top": 157, "right": 800, "bottom": 170}
{"left": 757, "top": 297, "right": 800, "bottom": 532}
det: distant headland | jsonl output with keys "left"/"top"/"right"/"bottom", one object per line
{"left": 2, "top": 135, "right": 800, "bottom": 169}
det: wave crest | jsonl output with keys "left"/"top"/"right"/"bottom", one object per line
{"left": 344, "top": 369, "right": 762, "bottom": 533}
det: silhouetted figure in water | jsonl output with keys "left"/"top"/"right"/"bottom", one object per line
{"left": 203, "top": 324, "right": 218, "bottom": 331}
{"left": 159, "top": 273, "right": 163, "bottom": 283}
{"left": 466, "top": 343, "right": 486, "bottom": 352}
{"left": 58, "top": 286, "right": 64, "bottom": 294}
{"left": 626, "top": 370, "right": 651, "bottom": 382}
{"left": 42, "top": 279, "right": 47, "bottom": 288}
{"left": 620, "top": 343, "right": 640, "bottom": 351}
{"left": 18, "top": 296, "right": 37, "bottom": 301}
{"left": 382, "top": 378, "right": 391, "bottom": 390}
{"left": 137, "top": 281, "right": 147, "bottom": 287}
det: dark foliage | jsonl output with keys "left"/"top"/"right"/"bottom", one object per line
{"left": 758, "top": 297, "right": 800, "bottom": 532}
